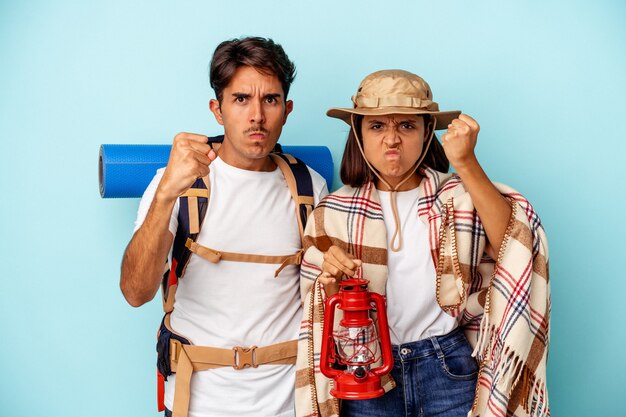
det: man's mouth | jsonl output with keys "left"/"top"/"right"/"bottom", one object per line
{"left": 245, "top": 127, "right": 269, "bottom": 140}
{"left": 248, "top": 132, "right": 266, "bottom": 139}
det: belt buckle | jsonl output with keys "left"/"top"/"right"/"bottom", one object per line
{"left": 232, "top": 345, "right": 258, "bottom": 370}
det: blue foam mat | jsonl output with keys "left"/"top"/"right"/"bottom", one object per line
{"left": 99, "top": 144, "right": 334, "bottom": 198}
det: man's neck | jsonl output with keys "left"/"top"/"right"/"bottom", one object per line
{"left": 223, "top": 157, "right": 276, "bottom": 172}
{"left": 218, "top": 146, "right": 276, "bottom": 172}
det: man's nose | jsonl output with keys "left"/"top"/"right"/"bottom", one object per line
{"left": 249, "top": 99, "right": 265, "bottom": 124}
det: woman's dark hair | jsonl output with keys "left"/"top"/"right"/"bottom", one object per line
{"left": 209, "top": 37, "right": 296, "bottom": 103}
{"left": 340, "top": 115, "right": 450, "bottom": 187}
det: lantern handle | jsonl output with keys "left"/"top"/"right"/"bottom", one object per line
{"left": 370, "top": 292, "right": 394, "bottom": 377}
{"left": 319, "top": 294, "right": 343, "bottom": 379}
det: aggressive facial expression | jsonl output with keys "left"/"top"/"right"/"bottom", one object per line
{"left": 361, "top": 114, "right": 428, "bottom": 188}
{"left": 210, "top": 66, "right": 293, "bottom": 171}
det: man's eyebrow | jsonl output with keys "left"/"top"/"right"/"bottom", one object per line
{"left": 231, "top": 92, "right": 283, "bottom": 100}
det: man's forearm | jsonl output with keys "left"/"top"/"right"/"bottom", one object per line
{"left": 120, "top": 193, "right": 176, "bottom": 307}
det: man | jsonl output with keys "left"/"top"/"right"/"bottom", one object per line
{"left": 120, "top": 37, "right": 328, "bottom": 417}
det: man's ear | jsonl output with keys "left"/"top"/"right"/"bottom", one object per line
{"left": 209, "top": 99, "right": 224, "bottom": 125}
{"left": 283, "top": 100, "right": 294, "bottom": 125}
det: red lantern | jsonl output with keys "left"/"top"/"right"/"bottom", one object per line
{"left": 319, "top": 278, "right": 394, "bottom": 400}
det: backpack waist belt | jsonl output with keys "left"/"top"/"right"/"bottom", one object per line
{"left": 185, "top": 238, "right": 304, "bottom": 277}
{"left": 169, "top": 338, "right": 297, "bottom": 417}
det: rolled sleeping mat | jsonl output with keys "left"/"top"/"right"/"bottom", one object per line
{"left": 99, "top": 144, "right": 334, "bottom": 198}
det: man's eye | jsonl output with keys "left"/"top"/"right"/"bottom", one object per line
{"left": 401, "top": 123, "right": 415, "bottom": 129}
{"left": 371, "top": 124, "right": 383, "bottom": 130}
{"left": 235, "top": 96, "right": 246, "bottom": 103}
{"left": 265, "top": 96, "right": 277, "bottom": 104}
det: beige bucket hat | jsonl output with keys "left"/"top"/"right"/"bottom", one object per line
{"left": 327, "top": 69, "right": 460, "bottom": 129}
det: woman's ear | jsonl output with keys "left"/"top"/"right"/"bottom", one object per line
{"left": 424, "top": 116, "right": 434, "bottom": 141}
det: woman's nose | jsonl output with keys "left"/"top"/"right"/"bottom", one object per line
{"left": 383, "top": 130, "right": 401, "bottom": 146}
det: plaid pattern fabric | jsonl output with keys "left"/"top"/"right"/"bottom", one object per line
{"left": 295, "top": 168, "right": 550, "bottom": 417}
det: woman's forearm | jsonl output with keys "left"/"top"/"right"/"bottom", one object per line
{"left": 454, "top": 157, "right": 511, "bottom": 257}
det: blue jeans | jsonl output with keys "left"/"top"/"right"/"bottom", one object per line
{"left": 341, "top": 327, "right": 478, "bottom": 417}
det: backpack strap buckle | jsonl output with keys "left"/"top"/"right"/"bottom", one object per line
{"left": 232, "top": 345, "right": 258, "bottom": 370}
{"left": 170, "top": 338, "right": 184, "bottom": 363}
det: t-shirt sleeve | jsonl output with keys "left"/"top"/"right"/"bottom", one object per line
{"left": 307, "top": 166, "right": 329, "bottom": 205}
{"left": 133, "top": 168, "right": 179, "bottom": 237}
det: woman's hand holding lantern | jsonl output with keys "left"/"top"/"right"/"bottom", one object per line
{"left": 319, "top": 245, "right": 362, "bottom": 296}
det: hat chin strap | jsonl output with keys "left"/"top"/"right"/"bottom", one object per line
{"left": 350, "top": 114, "right": 437, "bottom": 252}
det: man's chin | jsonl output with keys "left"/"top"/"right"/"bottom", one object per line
{"left": 251, "top": 139, "right": 279, "bottom": 152}
{"left": 248, "top": 142, "right": 272, "bottom": 156}
{"left": 244, "top": 142, "right": 273, "bottom": 159}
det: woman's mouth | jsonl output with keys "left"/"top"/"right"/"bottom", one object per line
{"left": 384, "top": 150, "right": 400, "bottom": 159}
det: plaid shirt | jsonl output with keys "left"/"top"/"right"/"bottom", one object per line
{"left": 295, "top": 167, "right": 550, "bottom": 417}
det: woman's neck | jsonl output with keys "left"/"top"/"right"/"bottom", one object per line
{"left": 375, "top": 172, "right": 422, "bottom": 191}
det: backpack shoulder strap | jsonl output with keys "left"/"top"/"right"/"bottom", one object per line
{"left": 207, "top": 134, "right": 224, "bottom": 152}
{"left": 161, "top": 175, "right": 210, "bottom": 312}
{"left": 270, "top": 152, "right": 315, "bottom": 242}
{"left": 161, "top": 135, "right": 223, "bottom": 312}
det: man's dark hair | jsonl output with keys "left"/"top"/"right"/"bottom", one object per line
{"left": 340, "top": 115, "right": 450, "bottom": 187}
{"left": 210, "top": 37, "right": 296, "bottom": 103}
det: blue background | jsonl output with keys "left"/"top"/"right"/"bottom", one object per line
{"left": 1, "top": 1, "right": 624, "bottom": 416}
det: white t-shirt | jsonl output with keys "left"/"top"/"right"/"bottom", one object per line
{"left": 134, "top": 157, "right": 328, "bottom": 417}
{"left": 378, "top": 188, "right": 458, "bottom": 345}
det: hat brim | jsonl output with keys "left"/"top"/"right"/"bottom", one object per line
{"left": 327, "top": 107, "right": 461, "bottom": 130}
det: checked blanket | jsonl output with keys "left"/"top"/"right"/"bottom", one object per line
{"left": 295, "top": 167, "right": 550, "bottom": 417}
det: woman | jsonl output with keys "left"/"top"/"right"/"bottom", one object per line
{"left": 295, "top": 70, "right": 550, "bottom": 417}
